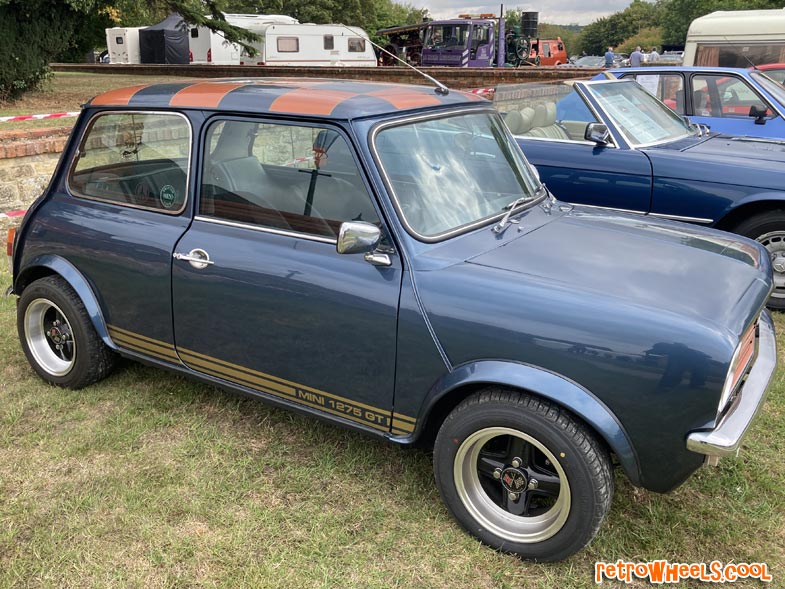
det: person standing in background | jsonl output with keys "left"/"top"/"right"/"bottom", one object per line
{"left": 650, "top": 46, "right": 660, "bottom": 61}
{"left": 604, "top": 46, "right": 614, "bottom": 68}
{"left": 630, "top": 46, "right": 643, "bottom": 67}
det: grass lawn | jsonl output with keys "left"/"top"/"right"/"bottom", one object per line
{"left": 0, "top": 72, "right": 200, "bottom": 132}
{"left": 0, "top": 260, "right": 783, "bottom": 588}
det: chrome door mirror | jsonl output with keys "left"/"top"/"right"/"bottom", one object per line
{"left": 336, "top": 221, "right": 381, "bottom": 255}
{"left": 584, "top": 122, "right": 610, "bottom": 145}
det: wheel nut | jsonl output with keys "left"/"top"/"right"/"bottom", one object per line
{"left": 511, "top": 457, "right": 521, "bottom": 468}
{"left": 528, "top": 479, "right": 539, "bottom": 490}
{"left": 508, "top": 492, "right": 519, "bottom": 501}
{"left": 493, "top": 468, "right": 502, "bottom": 479}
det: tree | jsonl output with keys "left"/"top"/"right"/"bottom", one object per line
{"left": 657, "top": 0, "right": 783, "bottom": 46}
{"left": 577, "top": 0, "right": 662, "bottom": 54}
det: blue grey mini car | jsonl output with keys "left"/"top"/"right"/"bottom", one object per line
{"left": 6, "top": 78, "right": 777, "bottom": 561}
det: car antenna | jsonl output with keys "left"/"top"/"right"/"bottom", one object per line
{"left": 338, "top": 24, "right": 450, "bottom": 95}
{"left": 724, "top": 35, "right": 758, "bottom": 70}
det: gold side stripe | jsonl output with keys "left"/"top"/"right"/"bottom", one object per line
{"left": 108, "top": 324, "right": 175, "bottom": 348}
{"left": 179, "top": 346, "right": 397, "bottom": 416}
{"left": 391, "top": 428, "right": 412, "bottom": 436}
{"left": 391, "top": 419, "right": 415, "bottom": 433}
{"left": 106, "top": 328, "right": 418, "bottom": 433}
{"left": 109, "top": 332, "right": 179, "bottom": 361}
{"left": 114, "top": 339, "right": 178, "bottom": 364}
{"left": 192, "top": 361, "right": 389, "bottom": 432}
{"left": 179, "top": 352, "right": 296, "bottom": 397}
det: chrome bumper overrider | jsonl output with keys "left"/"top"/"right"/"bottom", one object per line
{"left": 687, "top": 310, "right": 776, "bottom": 457}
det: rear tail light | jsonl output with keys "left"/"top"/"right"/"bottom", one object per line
{"left": 207, "top": 48, "right": 212, "bottom": 63}
{"left": 6, "top": 226, "right": 16, "bottom": 273}
{"left": 189, "top": 50, "right": 193, "bottom": 62}
{"left": 719, "top": 321, "right": 757, "bottom": 413}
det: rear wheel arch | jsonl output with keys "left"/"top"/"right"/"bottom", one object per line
{"left": 413, "top": 361, "right": 642, "bottom": 486}
{"left": 15, "top": 256, "right": 116, "bottom": 351}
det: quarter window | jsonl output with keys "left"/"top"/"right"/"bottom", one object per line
{"left": 348, "top": 37, "right": 366, "bottom": 53}
{"left": 68, "top": 112, "right": 190, "bottom": 213}
{"left": 277, "top": 37, "right": 299, "bottom": 52}
{"left": 201, "top": 120, "right": 380, "bottom": 239}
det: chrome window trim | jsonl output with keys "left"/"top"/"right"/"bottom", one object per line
{"left": 194, "top": 215, "right": 337, "bottom": 245}
{"left": 369, "top": 106, "right": 547, "bottom": 244}
{"left": 66, "top": 110, "right": 192, "bottom": 216}
{"left": 580, "top": 79, "right": 695, "bottom": 149}
{"left": 575, "top": 202, "right": 714, "bottom": 224}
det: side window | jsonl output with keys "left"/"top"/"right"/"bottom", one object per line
{"left": 692, "top": 74, "right": 771, "bottom": 118}
{"left": 323, "top": 35, "right": 334, "bottom": 50}
{"left": 277, "top": 37, "right": 299, "bottom": 52}
{"left": 200, "top": 120, "right": 380, "bottom": 240}
{"left": 68, "top": 112, "right": 190, "bottom": 213}
{"left": 632, "top": 74, "right": 685, "bottom": 114}
{"left": 498, "top": 85, "right": 600, "bottom": 143}
{"left": 348, "top": 37, "right": 366, "bottom": 53}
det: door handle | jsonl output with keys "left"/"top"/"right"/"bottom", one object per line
{"left": 173, "top": 248, "right": 214, "bottom": 269}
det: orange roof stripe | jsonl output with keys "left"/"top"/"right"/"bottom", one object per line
{"left": 269, "top": 88, "right": 357, "bottom": 116}
{"left": 367, "top": 88, "right": 442, "bottom": 110}
{"left": 169, "top": 82, "right": 247, "bottom": 108}
{"left": 91, "top": 84, "right": 150, "bottom": 106}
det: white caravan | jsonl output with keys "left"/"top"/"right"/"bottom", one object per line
{"left": 189, "top": 14, "right": 298, "bottom": 65}
{"left": 247, "top": 23, "right": 377, "bottom": 66}
{"left": 105, "top": 27, "right": 143, "bottom": 64}
{"left": 684, "top": 9, "right": 785, "bottom": 67}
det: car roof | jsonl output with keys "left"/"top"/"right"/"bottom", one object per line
{"left": 619, "top": 66, "right": 753, "bottom": 75}
{"left": 87, "top": 78, "right": 486, "bottom": 119}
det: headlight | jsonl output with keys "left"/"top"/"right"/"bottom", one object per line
{"left": 718, "top": 321, "right": 757, "bottom": 415}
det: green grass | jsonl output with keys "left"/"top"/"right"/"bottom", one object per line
{"left": 0, "top": 262, "right": 783, "bottom": 588}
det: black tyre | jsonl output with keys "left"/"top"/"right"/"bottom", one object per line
{"left": 733, "top": 211, "right": 785, "bottom": 309}
{"left": 17, "top": 276, "right": 117, "bottom": 389}
{"left": 434, "top": 388, "right": 613, "bottom": 562}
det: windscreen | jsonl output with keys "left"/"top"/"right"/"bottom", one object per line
{"left": 586, "top": 80, "right": 694, "bottom": 146}
{"left": 374, "top": 111, "right": 543, "bottom": 239}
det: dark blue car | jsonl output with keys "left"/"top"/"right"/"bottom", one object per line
{"left": 499, "top": 78, "right": 785, "bottom": 308}
{"left": 600, "top": 66, "right": 785, "bottom": 139}
{"left": 6, "top": 78, "right": 776, "bottom": 561}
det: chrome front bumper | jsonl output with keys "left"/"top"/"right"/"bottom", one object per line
{"left": 687, "top": 310, "right": 777, "bottom": 457}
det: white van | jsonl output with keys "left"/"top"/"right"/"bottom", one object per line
{"left": 684, "top": 9, "right": 785, "bottom": 67}
{"left": 105, "top": 27, "right": 143, "bottom": 64}
{"left": 243, "top": 23, "right": 377, "bottom": 67}
{"left": 189, "top": 14, "right": 298, "bottom": 65}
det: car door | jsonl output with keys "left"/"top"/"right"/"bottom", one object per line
{"left": 509, "top": 83, "right": 653, "bottom": 213}
{"left": 171, "top": 117, "right": 402, "bottom": 434}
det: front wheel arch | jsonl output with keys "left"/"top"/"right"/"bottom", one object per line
{"left": 412, "top": 360, "right": 641, "bottom": 487}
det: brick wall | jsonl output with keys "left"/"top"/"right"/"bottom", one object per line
{"left": 0, "top": 127, "right": 72, "bottom": 230}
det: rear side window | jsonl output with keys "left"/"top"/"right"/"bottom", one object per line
{"left": 324, "top": 35, "right": 334, "bottom": 50}
{"left": 68, "top": 112, "right": 191, "bottom": 213}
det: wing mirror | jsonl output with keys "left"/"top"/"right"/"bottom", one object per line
{"left": 749, "top": 105, "right": 767, "bottom": 125}
{"left": 337, "top": 221, "right": 392, "bottom": 267}
{"left": 336, "top": 221, "right": 381, "bottom": 254}
{"left": 584, "top": 122, "right": 610, "bottom": 145}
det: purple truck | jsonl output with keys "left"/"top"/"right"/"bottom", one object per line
{"left": 421, "top": 17, "right": 505, "bottom": 67}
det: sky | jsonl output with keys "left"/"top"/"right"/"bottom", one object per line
{"left": 426, "top": 1, "right": 632, "bottom": 26}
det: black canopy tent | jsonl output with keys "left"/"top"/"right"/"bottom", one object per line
{"left": 139, "top": 14, "right": 190, "bottom": 64}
